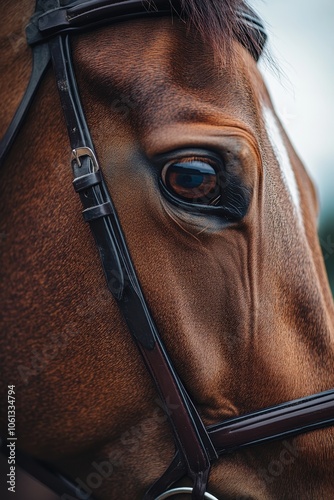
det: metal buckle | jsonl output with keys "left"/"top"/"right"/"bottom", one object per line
{"left": 155, "top": 487, "right": 219, "bottom": 500}
{"left": 71, "top": 146, "right": 99, "bottom": 172}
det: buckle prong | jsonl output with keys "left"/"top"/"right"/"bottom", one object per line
{"left": 71, "top": 147, "right": 99, "bottom": 172}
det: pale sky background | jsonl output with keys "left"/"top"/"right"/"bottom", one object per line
{"left": 250, "top": 0, "right": 334, "bottom": 220}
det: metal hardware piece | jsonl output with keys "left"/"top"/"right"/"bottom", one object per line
{"left": 155, "top": 487, "right": 219, "bottom": 500}
{"left": 71, "top": 146, "right": 99, "bottom": 171}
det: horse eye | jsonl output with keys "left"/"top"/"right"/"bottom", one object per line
{"left": 161, "top": 158, "right": 221, "bottom": 205}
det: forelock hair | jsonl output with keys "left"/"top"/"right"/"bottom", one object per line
{"left": 177, "top": 0, "right": 260, "bottom": 63}
{"left": 62, "top": 0, "right": 263, "bottom": 64}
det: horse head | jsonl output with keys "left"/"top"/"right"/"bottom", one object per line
{"left": 1, "top": 1, "right": 333, "bottom": 499}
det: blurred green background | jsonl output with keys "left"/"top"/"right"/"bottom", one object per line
{"left": 319, "top": 206, "right": 334, "bottom": 294}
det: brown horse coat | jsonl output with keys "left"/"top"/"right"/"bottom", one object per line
{"left": 1, "top": 1, "right": 334, "bottom": 498}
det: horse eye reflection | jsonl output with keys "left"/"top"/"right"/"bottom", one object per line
{"left": 162, "top": 159, "right": 220, "bottom": 203}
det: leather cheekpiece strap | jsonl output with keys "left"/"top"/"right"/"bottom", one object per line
{"left": 0, "top": 43, "right": 51, "bottom": 166}
{"left": 73, "top": 170, "right": 103, "bottom": 191}
{"left": 82, "top": 201, "right": 114, "bottom": 222}
{"left": 49, "top": 30, "right": 215, "bottom": 499}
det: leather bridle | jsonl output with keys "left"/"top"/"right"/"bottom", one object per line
{"left": 1, "top": 1, "right": 334, "bottom": 499}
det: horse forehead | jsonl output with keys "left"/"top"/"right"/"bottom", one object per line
{"left": 74, "top": 18, "right": 182, "bottom": 82}
{"left": 73, "top": 17, "right": 242, "bottom": 108}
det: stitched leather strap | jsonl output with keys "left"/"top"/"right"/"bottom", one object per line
{"left": 0, "top": 43, "right": 50, "bottom": 166}
{"left": 2, "top": 389, "right": 333, "bottom": 499}
{"left": 26, "top": 0, "right": 267, "bottom": 62}
{"left": 208, "top": 389, "right": 334, "bottom": 453}
{"left": 50, "top": 32, "right": 216, "bottom": 498}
